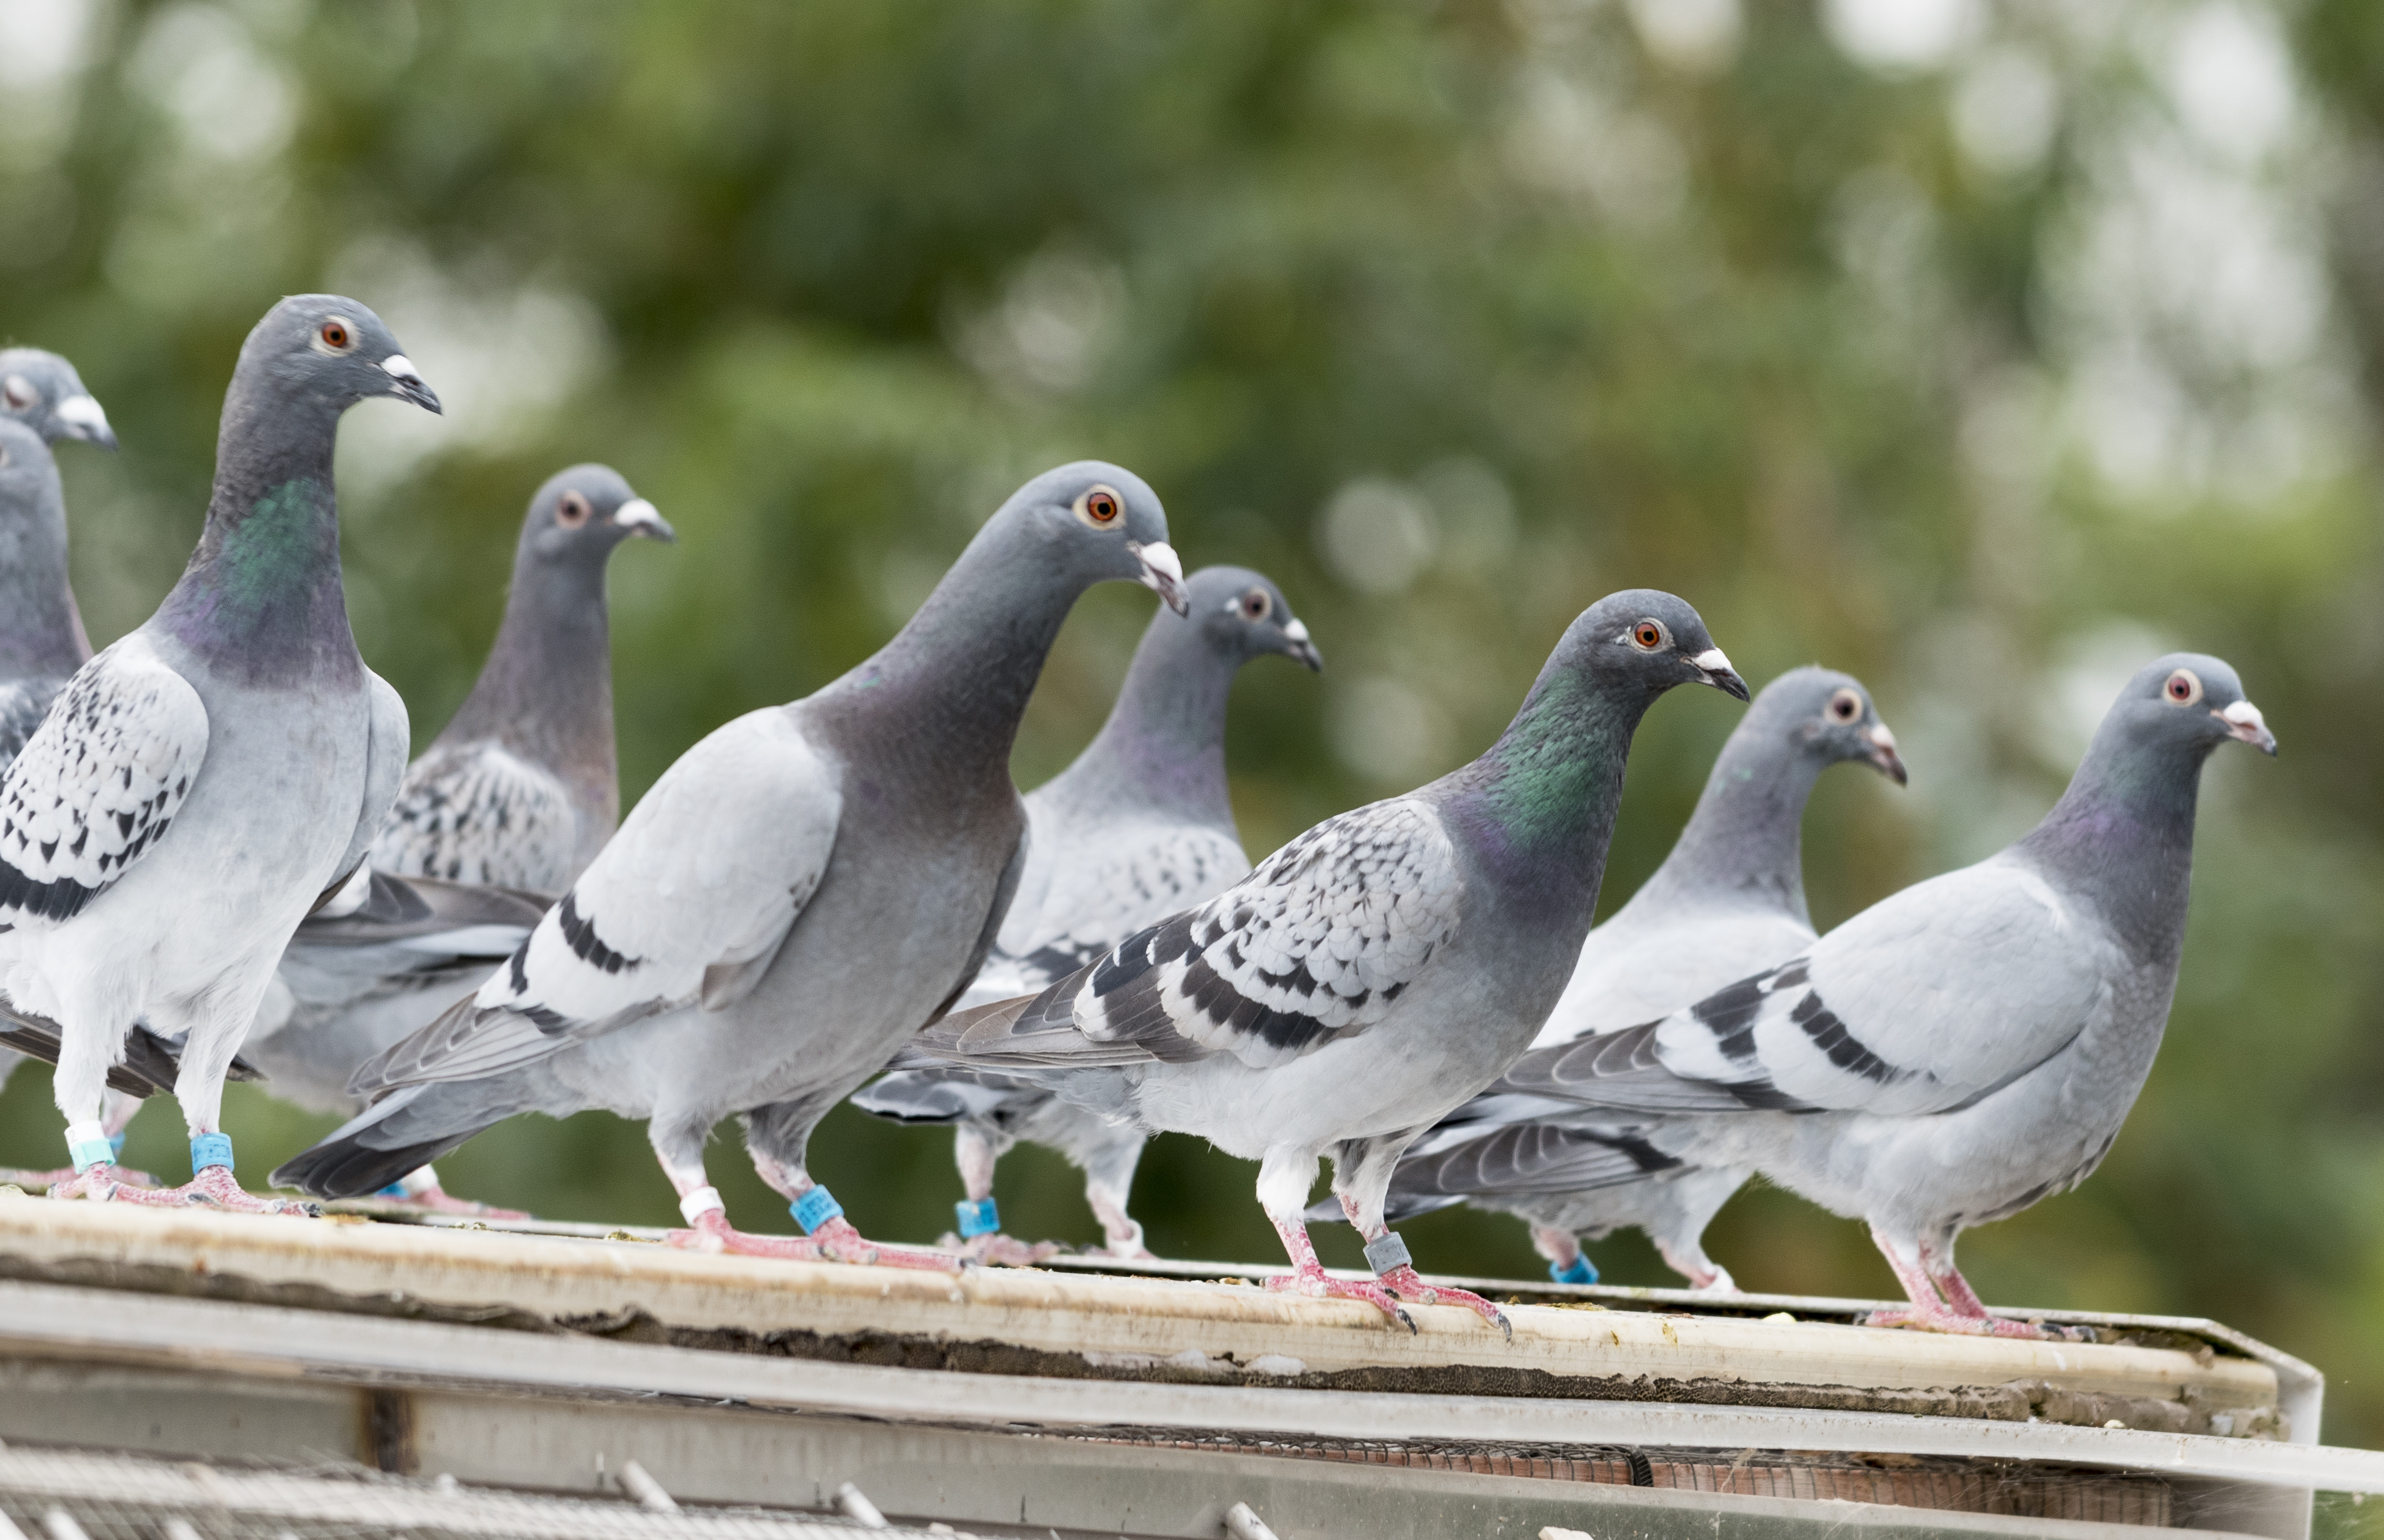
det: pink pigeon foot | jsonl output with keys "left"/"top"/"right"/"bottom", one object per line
{"left": 1377, "top": 1263, "right": 1512, "bottom": 1338}
{"left": 1265, "top": 1258, "right": 1418, "bottom": 1333}
{"left": 1865, "top": 1301, "right": 2075, "bottom": 1340}
{"left": 55, "top": 1162, "right": 315, "bottom": 1215}
{"left": 667, "top": 1209, "right": 964, "bottom": 1271}
{"left": 941, "top": 1229, "right": 1061, "bottom": 1266}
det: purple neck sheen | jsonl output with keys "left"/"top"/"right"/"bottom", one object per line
{"left": 156, "top": 377, "right": 360, "bottom": 687}
{"left": 1041, "top": 607, "right": 1243, "bottom": 831}
{"left": 2016, "top": 718, "right": 2208, "bottom": 965}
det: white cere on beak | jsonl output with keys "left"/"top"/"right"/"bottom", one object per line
{"left": 1284, "top": 618, "right": 1311, "bottom": 642}
{"left": 616, "top": 499, "right": 665, "bottom": 531}
{"left": 55, "top": 395, "right": 110, "bottom": 434}
{"left": 382, "top": 355, "right": 424, "bottom": 385}
{"left": 1135, "top": 540, "right": 1183, "bottom": 584}
{"left": 1690, "top": 647, "right": 1734, "bottom": 675}
{"left": 1129, "top": 540, "right": 1189, "bottom": 616}
{"left": 2222, "top": 700, "right": 2266, "bottom": 731}
{"left": 1868, "top": 723, "right": 1898, "bottom": 751}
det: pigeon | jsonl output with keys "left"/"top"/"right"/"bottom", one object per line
{"left": 0, "top": 347, "right": 118, "bottom": 454}
{"left": 852, "top": 565, "right": 1322, "bottom": 1262}
{"left": 1332, "top": 667, "right": 1906, "bottom": 1291}
{"left": 0, "top": 295, "right": 440, "bottom": 1212}
{"left": 367, "top": 464, "right": 675, "bottom": 890}
{"left": 274, "top": 463, "right": 1188, "bottom": 1274}
{"left": 236, "top": 465, "right": 672, "bottom": 1209}
{"left": 899, "top": 592, "right": 1746, "bottom": 1330}
{"left": 1492, "top": 654, "right": 2275, "bottom": 1336}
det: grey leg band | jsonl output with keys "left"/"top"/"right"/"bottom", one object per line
{"left": 1363, "top": 1231, "right": 1413, "bottom": 1274}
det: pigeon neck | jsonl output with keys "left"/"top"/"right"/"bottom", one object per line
{"left": 1643, "top": 731, "right": 1826, "bottom": 925}
{"left": 158, "top": 385, "right": 359, "bottom": 686}
{"left": 435, "top": 546, "right": 620, "bottom": 832}
{"left": 2016, "top": 727, "right": 2207, "bottom": 964}
{"left": 1444, "top": 668, "right": 1647, "bottom": 923}
{"left": 0, "top": 482, "right": 88, "bottom": 681}
{"left": 1044, "top": 615, "right": 1239, "bottom": 828}
{"left": 821, "top": 526, "right": 1084, "bottom": 778}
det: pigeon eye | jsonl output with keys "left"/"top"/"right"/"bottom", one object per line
{"left": 1829, "top": 688, "right": 1862, "bottom": 722}
{"left": 1628, "top": 619, "right": 1668, "bottom": 651}
{"left": 1241, "top": 589, "right": 1272, "bottom": 621}
{"left": 555, "top": 490, "right": 592, "bottom": 528}
{"left": 315, "top": 317, "right": 357, "bottom": 354}
{"left": 1, "top": 375, "right": 33, "bottom": 411}
{"left": 2164, "top": 668, "right": 2203, "bottom": 706}
{"left": 1074, "top": 484, "right": 1124, "bottom": 528}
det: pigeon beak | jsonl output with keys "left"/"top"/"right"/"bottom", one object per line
{"left": 1864, "top": 723, "right": 1909, "bottom": 785}
{"left": 380, "top": 355, "right": 442, "bottom": 415}
{"left": 2216, "top": 699, "right": 2278, "bottom": 756}
{"left": 614, "top": 498, "right": 676, "bottom": 543}
{"left": 53, "top": 394, "right": 117, "bottom": 451}
{"left": 1280, "top": 616, "right": 1324, "bottom": 672}
{"left": 1688, "top": 647, "right": 1750, "bottom": 701}
{"left": 1130, "top": 540, "right": 1190, "bottom": 616}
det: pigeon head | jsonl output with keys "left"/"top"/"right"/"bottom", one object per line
{"left": 524, "top": 463, "right": 676, "bottom": 565}
{"left": 2100, "top": 652, "right": 2276, "bottom": 761}
{"left": 1000, "top": 460, "right": 1185, "bottom": 615}
{"left": 1186, "top": 566, "right": 1322, "bottom": 672}
{"left": 0, "top": 348, "right": 115, "bottom": 450}
{"left": 1763, "top": 666, "right": 1906, "bottom": 784}
{"left": 1561, "top": 590, "right": 1747, "bottom": 703}
{"left": 240, "top": 295, "right": 441, "bottom": 417}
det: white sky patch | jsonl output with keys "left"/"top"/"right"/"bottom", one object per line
{"left": 1625, "top": 0, "right": 1741, "bottom": 75}
{"left": 0, "top": 0, "right": 99, "bottom": 88}
{"left": 1329, "top": 676, "right": 1452, "bottom": 785}
{"left": 1505, "top": 66, "right": 1688, "bottom": 230}
{"left": 127, "top": 3, "right": 294, "bottom": 165}
{"left": 1953, "top": 46, "right": 2060, "bottom": 177}
{"left": 951, "top": 246, "right": 1126, "bottom": 396}
{"left": 1317, "top": 477, "right": 1438, "bottom": 596}
{"left": 2164, "top": 1, "right": 2297, "bottom": 167}
{"left": 1822, "top": 0, "right": 1980, "bottom": 73}
{"left": 328, "top": 237, "right": 613, "bottom": 500}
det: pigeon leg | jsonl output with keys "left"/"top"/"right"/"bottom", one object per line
{"left": 1530, "top": 1225, "right": 1589, "bottom": 1279}
{"left": 1340, "top": 1195, "right": 1512, "bottom": 1338}
{"left": 1255, "top": 1147, "right": 1414, "bottom": 1329}
{"left": 2, "top": 1090, "right": 156, "bottom": 1191}
{"left": 1862, "top": 1226, "right": 2053, "bottom": 1339}
{"left": 1655, "top": 1238, "right": 1738, "bottom": 1295}
{"left": 945, "top": 1123, "right": 1055, "bottom": 1266}
{"left": 656, "top": 1142, "right": 962, "bottom": 1272}
{"left": 67, "top": 1128, "right": 315, "bottom": 1216}
{"left": 1085, "top": 1175, "right": 1155, "bottom": 1260}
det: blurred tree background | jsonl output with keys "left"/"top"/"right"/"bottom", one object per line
{"left": 3, "top": 0, "right": 2383, "bottom": 1446}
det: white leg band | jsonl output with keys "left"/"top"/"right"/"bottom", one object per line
{"left": 679, "top": 1185, "right": 726, "bottom": 1223}
{"left": 396, "top": 1167, "right": 440, "bottom": 1199}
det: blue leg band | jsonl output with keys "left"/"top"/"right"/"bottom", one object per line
{"left": 190, "top": 1131, "right": 235, "bottom": 1174}
{"left": 955, "top": 1196, "right": 1000, "bottom": 1238}
{"left": 377, "top": 1183, "right": 411, "bottom": 1199}
{"left": 1550, "top": 1254, "right": 1598, "bottom": 1285}
{"left": 790, "top": 1185, "right": 843, "bottom": 1234}
{"left": 108, "top": 1131, "right": 127, "bottom": 1157}
{"left": 65, "top": 1121, "right": 115, "bottom": 1174}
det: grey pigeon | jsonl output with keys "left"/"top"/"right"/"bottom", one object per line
{"left": 1338, "top": 667, "right": 1905, "bottom": 1291}
{"left": 0, "top": 347, "right": 118, "bottom": 452}
{"left": 274, "top": 464, "right": 1187, "bottom": 1274}
{"left": 852, "top": 565, "right": 1322, "bottom": 1261}
{"left": 0, "top": 420, "right": 86, "bottom": 772}
{"left": 369, "top": 465, "right": 675, "bottom": 890}
{"left": 0, "top": 295, "right": 439, "bottom": 1211}
{"left": 238, "top": 465, "right": 671, "bottom": 1208}
{"left": 900, "top": 592, "right": 1746, "bottom": 1330}
{"left": 1493, "top": 654, "right": 2274, "bottom": 1335}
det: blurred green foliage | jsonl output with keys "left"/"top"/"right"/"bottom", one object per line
{"left": 4, "top": 0, "right": 2384, "bottom": 1452}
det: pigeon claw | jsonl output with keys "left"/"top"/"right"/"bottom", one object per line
{"left": 665, "top": 1209, "right": 966, "bottom": 1272}
{"left": 0, "top": 1163, "right": 157, "bottom": 1192}
{"left": 1266, "top": 1265, "right": 1419, "bottom": 1334}
{"left": 940, "top": 1229, "right": 1063, "bottom": 1267}
{"left": 1378, "top": 1264, "right": 1514, "bottom": 1338}
{"left": 1865, "top": 1304, "right": 2076, "bottom": 1341}
{"left": 62, "top": 1162, "right": 318, "bottom": 1216}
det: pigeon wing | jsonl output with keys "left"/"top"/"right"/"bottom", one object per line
{"left": 349, "top": 706, "right": 841, "bottom": 1094}
{"left": 1510, "top": 858, "right": 2115, "bottom": 1117}
{"left": 313, "top": 670, "right": 410, "bottom": 911}
{"left": 0, "top": 636, "right": 207, "bottom": 929}
{"left": 368, "top": 739, "right": 579, "bottom": 888}
{"left": 940, "top": 797, "right": 1464, "bottom": 1073}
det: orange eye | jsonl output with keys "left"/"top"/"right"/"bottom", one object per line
{"left": 556, "top": 490, "right": 592, "bottom": 528}
{"left": 320, "top": 319, "right": 351, "bottom": 350}
{"left": 1073, "top": 483, "right": 1125, "bottom": 528}
{"left": 1630, "top": 620, "right": 1665, "bottom": 650}
{"left": 2165, "top": 669, "right": 2203, "bottom": 705}
{"left": 1830, "top": 688, "right": 1861, "bottom": 722}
